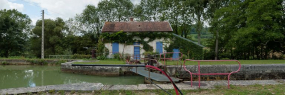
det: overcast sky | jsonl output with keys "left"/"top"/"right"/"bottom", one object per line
{"left": 0, "top": 0, "right": 141, "bottom": 25}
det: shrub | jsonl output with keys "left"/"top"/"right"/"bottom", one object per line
{"left": 221, "top": 58, "right": 230, "bottom": 60}
{"left": 97, "top": 56, "right": 106, "bottom": 60}
{"left": 1, "top": 61, "right": 9, "bottom": 65}
{"left": 54, "top": 60, "right": 66, "bottom": 65}
{"left": 72, "top": 54, "right": 92, "bottom": 59}
{"left": 27, "top": 59, "right": 48, "bottom": 65}
{"left": 181, "top": 55, "right": 188, "bottom": 60}
{"left": 113, "top": 53, "right": 121, "bottom": 60}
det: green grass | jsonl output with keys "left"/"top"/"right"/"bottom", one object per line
{"left": 42, "top": 84, "right": 285, "bottom": 95}
{"left": 73, "top": 59, "right": 126, "bottom": 65}
{"left": 74, "top": 59, "right": 285, "bottom": 65}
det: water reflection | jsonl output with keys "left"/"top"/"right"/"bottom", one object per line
{"left": 0, "top": 65, "right": 144, "bottom": 89}
{"left": 24, "top": 70, "right": 36, "bottom": 87}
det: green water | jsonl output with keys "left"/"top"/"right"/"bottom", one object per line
{"left": 0, "top": 65, "right": 144, "bottom": 89}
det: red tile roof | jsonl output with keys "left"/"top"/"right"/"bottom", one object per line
{"left": 101, "top": 21, "right": 173, "bottom": 33}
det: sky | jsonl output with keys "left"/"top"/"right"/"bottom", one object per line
{"left": 0, "top": 0, "right": 141, "bottom": 25}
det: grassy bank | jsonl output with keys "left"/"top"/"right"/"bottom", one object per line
{"left": 0, "top": 59, "right": 68, "bottom": 65}
{"left": 36, "top": 84, "right": 285, "bottom": 95}
{"left": 74, "top": 60, "right": 126, "bottom": 65}
{"left": 74, "top": 60, "right": 285, "bottom": 65}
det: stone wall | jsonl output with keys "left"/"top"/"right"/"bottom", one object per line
{"left": 167, "top": 64, "right": 285, "bottom": 80}
{"left": 61, "top": 62, "right": 285, "bottom": 80}
{"left": 61, "top": 62, "right": 135, "bottom": 76}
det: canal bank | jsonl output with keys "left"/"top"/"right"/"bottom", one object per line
{"left": 0, "top": 80, "right": 284, "bottom": 94}
{"left": 61, "top": 61, "right": 285, "bottom": 80}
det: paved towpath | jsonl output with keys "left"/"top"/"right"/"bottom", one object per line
{"left": 0, "top": 80, "right": 284, "bottom": 94}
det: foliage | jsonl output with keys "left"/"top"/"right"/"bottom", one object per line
{"left": 209, "top": 0, "right": 285, "bottom": 59}
{"left": 113, "top": 53, "right": 121, "bottom": 60}
{"left": 102, "top": 32, "right": 171, "bottom": 52}
{"left": 72, "top": 54, "right": 92, "bottom": 59}
{"left": 1, "top": 61, "right": 9, "bottom": 65}
{"left": 0, "top": 9, "right": 31, "bottom": 58}
{"left": 27, "top": 59, "right": 48, "bottom": 65}
{"left": 96, "top": 56, "right": 106, "bottom": 60}
{"left": 143, "top": 51, "right": 159, "bottom": 56}
{"left": 30, "top": 18, "right": 66, "bottom": 57}
{"left": 165, "top": 35, "right": 204, "bottom": 60}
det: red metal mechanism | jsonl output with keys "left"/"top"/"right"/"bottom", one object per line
{"left": 160, "top": 52, "right": 183, "bottom": 65}
{"left": 183, "top": 59, "right": 241, "bottom": 88}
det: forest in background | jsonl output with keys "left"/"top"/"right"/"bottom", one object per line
{"left": 0, "top": 0, "right": 284, "bottom": 60}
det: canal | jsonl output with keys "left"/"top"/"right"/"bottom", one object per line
{"left": 0, "top": 65, "right": 144, "bottom": 89}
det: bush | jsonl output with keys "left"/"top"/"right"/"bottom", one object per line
{"left": 27, "top": 59, "right": 48, "bottom": 65}
{"left": 72, "top": 54, "right": 92, "bottom": 59}
{"left": 221, "top": 58, "right": 230, "bottom": 60}
{"left": 143, "top": 51, "right": 159, "bottom": 56}
{"left": 181, "top": 55, "right": 188, "bottom": 60}
{"left": 54, "top": 60, "right": 66, "bottom": 65}
{"left": 97, "top": 56, "right": 106, "bottom": 60}
{"left": 113, "top": 53, "right": 121, "bottom": 60}
{"left": 1, "top": 61, "right": 9, "bottom": 65}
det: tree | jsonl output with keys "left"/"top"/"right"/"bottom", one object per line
{"left": 209, "top": 0, "right": 285, "bottom": 59}
{"left": 190, "top": 0, "right": 209, "bottom": 44}
{"left": 161, "top": 0, "right": 193, "bottom": 37}
{"left": 30, "top": 18, "right": 65, "bottom": 57}
{"left": 135, "top": 0, "right": 162, "bottom": 21}
{"left": 0, "top": 9, "right": 31, "bottom": 57}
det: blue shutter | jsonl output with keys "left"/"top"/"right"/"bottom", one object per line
{"left": 134, "top": 46, "right": 140, "bottom": 60}
{"left": 112, "top": 43, "right": 119, "bottom": 54}
{"left": 156, "top": 42, "right": 163, "bottom": 54}
{"left": 172, "top": 49, "right": 180, "bottom": 60}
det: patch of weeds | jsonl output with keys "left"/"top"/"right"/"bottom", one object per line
{"left": 26, "top": 92, "right": 32, "bottom": 95}
{"left": 27, "top": 59, "right": 48, "bottom": 65}
{"left": 37, "top": 91, "right": 43, "bottom": 94}
{"left": 58, "top": 90, "right": 65, "bottom": 95}
{"left": 70, "top": 90, "right": 76, "bottom": 94}
{"left": 252, "top": 84, "right": 262, "bottom": 87}
{"left": 214, "top": 85, "right": 224, "bottom": 89}
{"left": 48, "top": 89, "right": 55, "bottom": 94}
{"left": 55, "top": 60, "right": 66, "bottom": 65}
{"left": 1, "top": 61, "right": 9, "bottom": 65}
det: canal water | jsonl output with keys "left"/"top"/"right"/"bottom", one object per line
{"left": 0, "top": 65, "right": 144, "bottom": 89}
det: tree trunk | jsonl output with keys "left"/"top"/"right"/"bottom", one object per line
{"left": 215, "top": 31, "right": 219, "bottom": 60}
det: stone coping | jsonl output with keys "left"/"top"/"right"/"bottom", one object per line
{"left": 1, "top": 80, "right": 283, "bottom": 94}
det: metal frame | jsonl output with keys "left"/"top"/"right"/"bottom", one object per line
{"left": 183, "top": 59, "right": 241, "bottom": 88}
{"left": 160, "top": 52, "right": 183, "bottom": 65}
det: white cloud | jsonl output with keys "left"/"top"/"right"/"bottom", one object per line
{"left": 24, "top": 0, "right": 100, "bottom": 21}
{"left": 0, "top": 0, "right": 24, "bottom": 11}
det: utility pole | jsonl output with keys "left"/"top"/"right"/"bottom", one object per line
{"left": 41, "top": 10, "right": 44, "bottom": 59}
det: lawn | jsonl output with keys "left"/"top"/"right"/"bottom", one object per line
{"left": 73, "top": 59, "right": 285, "bottom": 65}
{"left": 73, "top": 59, "right": 126, "bottom": 65}
{"left": 41, "top": 84, "right": 285, "bottom": 95}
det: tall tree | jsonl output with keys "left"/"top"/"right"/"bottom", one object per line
{"left": 30, "top": 18, "right": 65, "bottom": 57}
{"left": 0, "top": 9, "right": 31, "bottom": 57}
{"left": 210, "top": 0, "right": 285, "bottom": 59}
{"left": 190, "top": 0, "right": 209, "bottom": 44}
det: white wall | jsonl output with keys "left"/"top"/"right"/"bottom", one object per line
{"left": 104, "top": 37, "right": 170, "bottom": 58}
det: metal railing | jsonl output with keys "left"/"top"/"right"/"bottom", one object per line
{"left": 183, "top": 59, "right": 241, "bottom": 88}
{"left": 159, "top": 52, "right": 183, "bottom": 65}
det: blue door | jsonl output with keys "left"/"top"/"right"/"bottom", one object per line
{"left": 134, "top": 46, "right": 140, "bottom": 60}
{"left": 156, "top": 42, "right": 163, "bottom": 54}
{"left": 172, "top": 49, "right": 180, "bottom": 60}
{"left": 112, "top": 43, "right": 119, "bottom": 54}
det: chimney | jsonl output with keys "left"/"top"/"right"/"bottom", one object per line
{"left": 130, "top": 17, "right": 134, "bottom": 21}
